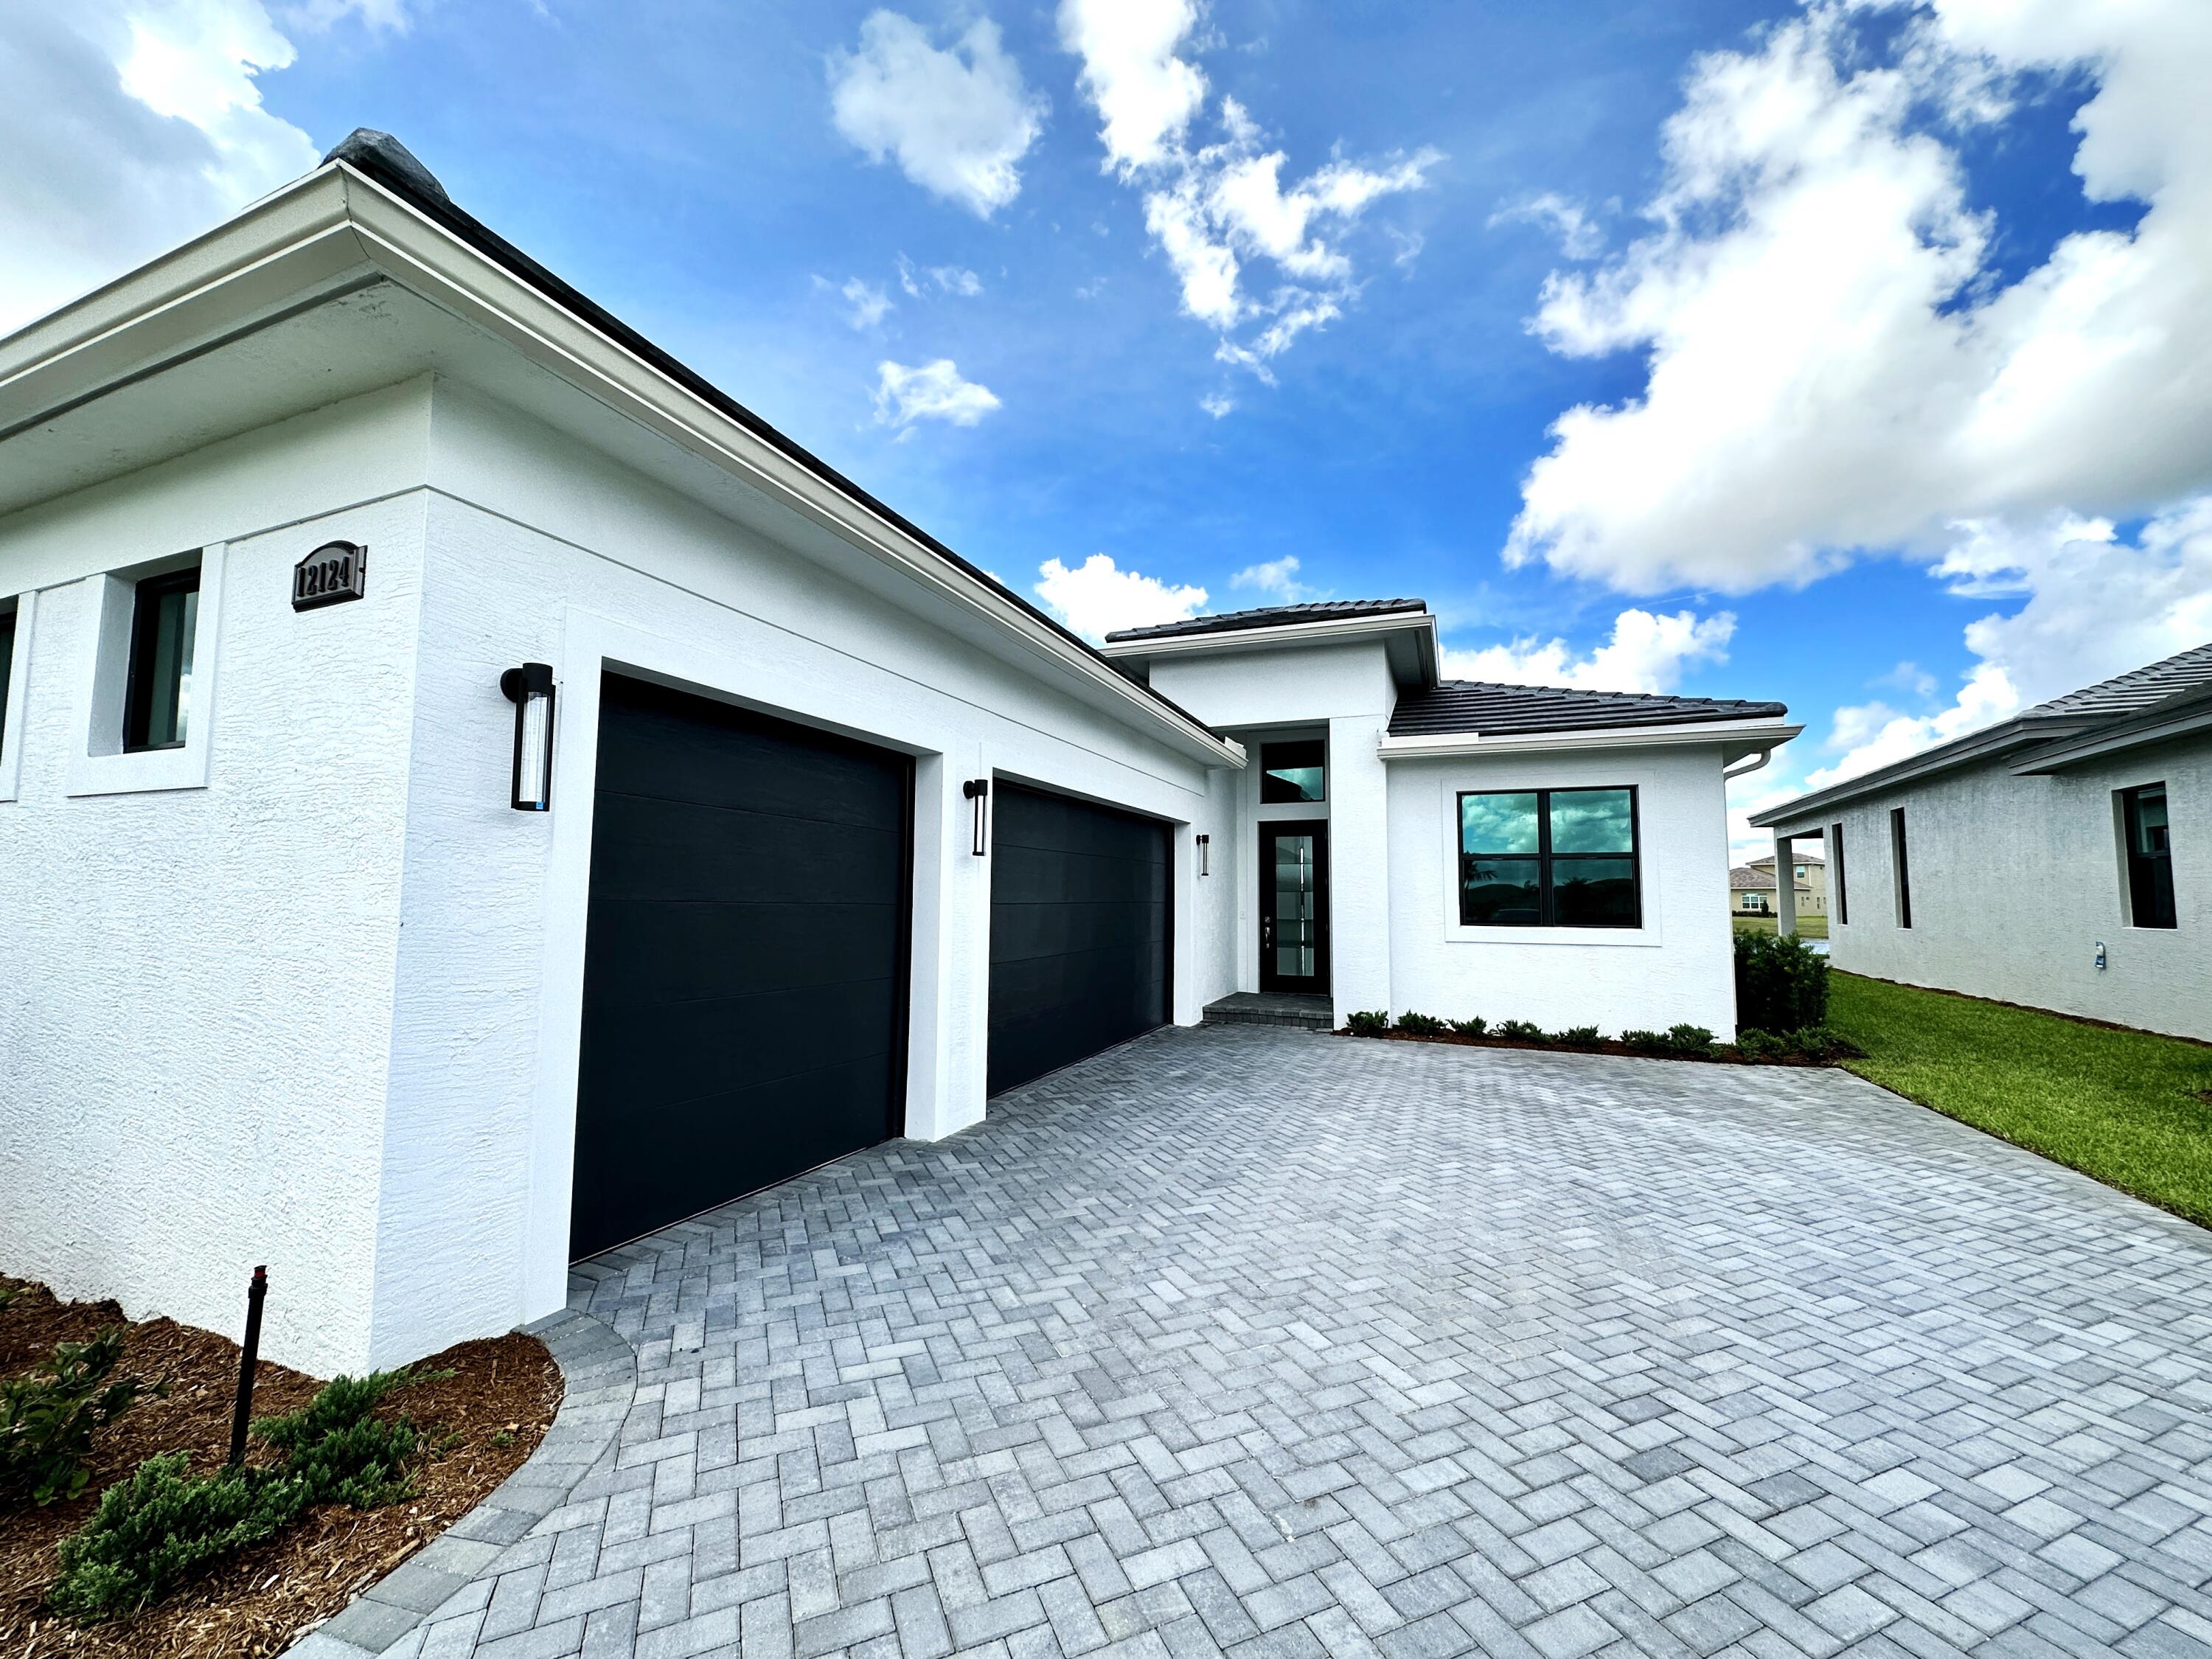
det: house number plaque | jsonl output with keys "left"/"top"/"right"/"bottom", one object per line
{"left": 293, "top": 540, "right": 366, "bottom": 611}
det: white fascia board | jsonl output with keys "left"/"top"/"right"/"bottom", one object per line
{"left": 1378, "top": 717, "right": 1801, "bottom": 765}
{"left": 0, "top": 163, "right": 1243, "bottom": 773}
{"left": 2008, "top": 696, "right": 2212, "bottom": 774}
{"left": 1099, "top": 611, "right": 1436, "bottom": 662}
{"left": 1749, "top": 715, "right": 2089, "bottom": 827}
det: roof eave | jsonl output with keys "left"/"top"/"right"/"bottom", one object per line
{"left": 1751, "top": 715, "right": 2090, "bottom": 829}
{"left": 1378, "top": 716, "right": 1801, "bottom": 764}
{"left": 1099, "top": 609, "right": 1441, "bottom": 689}
{"left": 0, "top": 161, "right": 1244, "bottom": 772}
{"left": 2009, "top": 689, "right": 2212, "bottom": 774}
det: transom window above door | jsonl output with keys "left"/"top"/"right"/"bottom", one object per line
{"left": 1459, "top": 786, "right": 1641, "bottom": 928}
{"left": 1259, "top": 740, "right": 1325, "bottom": 804}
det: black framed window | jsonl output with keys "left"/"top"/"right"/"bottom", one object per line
{"left": 1890, "top": 806, "right": 1912, "bottom": 928}
{"left": 1260, "top": 740, "right": 1325, "bottom": 804}
{"left": 123, "top": 565, "right": 200, "bottom": 753}
{"left": 2122, "top": 784, "right": 2176, "bottom": 929}
{"left": 1459, "top": 786, "right": 1639, "bottom": 928}
{"left": 1831, "top": 821, "right": 1848, "bottom": 925}
{"left": 0, "top": 602, "right": 15, "bottom": 742}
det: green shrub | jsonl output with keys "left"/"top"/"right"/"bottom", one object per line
{"left": 1494, "top": 1020, "right": 1548, "bottom": 1043}
{"left": 1733, "top": 1029, "right": 1787, "bottom": 1060}
{"left": 49, "top": 1453, "right": 307, "bottom": 1620}
{"left": 1620, "top": 1029, "right": 1669, "bottom": 1054}
{"left": 1554, "top": 1026, "right": 1603, "bottom": 1047}
{"left": 1666, "top": 1023, "right": 1717, "bottom": 1057}
{"left": 51, "top": 1367, "right": 441, "bottom": 1622}
{"left": 1733, "top": 931, "right": 1829, "bottom": 1032}
{"left": 1, "top": 1329, "right": 162, "bottom": 1506}
{"left": 1783, "top": 1025, "right": 1863, "bottom": 1060}
{"left": 1396, "top": 1012, "right": 1448, "bottom": 1036}
{"left": 1448, "top": 1017, "right": 1488, "bottom": 1038}
{"left": 1346, "top": 1009, "right": 1391, "bottom": 1037}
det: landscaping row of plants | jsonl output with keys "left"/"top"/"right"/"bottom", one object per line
{"left": 1340, "top": 932, "right": 1860, "bottom": 1064}
{"left": 0, "top": 1282, "right": 443, "bottom": 1624}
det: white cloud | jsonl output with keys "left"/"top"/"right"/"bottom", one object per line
{"left": 1034, "top": 554, "right": 1207, "bottom": 642}
{"left": 1057, "top": 0, "right": 1207, "bottom": 175}
{"left": 1440, "top": 608, "right": 1736, "bottom": 693}
{"left": 1057, "top": 0, "right": 1439, "bottom": 371}
{"left": 872, "top": 358, "right": 1001, "bottom": 428}
{"left": 282, "top": 0, "right": 409, "bottom": 28}
{"left": 1486, "top": 192, "right": 1603, "bottom": 259}
{"left": 1506, "top": 0, "right": 2212, "bottom": 596}
{"left": 1230, "top": 554, "right": 1308, "bottom": 598}
{"left": 1805, "top": 501, "right": 2212, "bottom": 789}
{"left": 928, "top": 265, "right": 982, "bottom": 296}
{"left": 0, "top": 0, "right": 327, "bottom": 333}
{"left": 829, "top": 10, "right": 1046, "bottom": 219}
{"left": 841, "top": 277, "right": 893, "bottom": 328}
{"left": 1198, "top": 391, "right": 1234, "bottom": 418}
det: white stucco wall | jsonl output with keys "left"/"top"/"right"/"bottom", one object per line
{"left": 1387, "top": 744, "right": 1739, "bottom": 1037}
{"left": 0, "top": 383, "right": 434, "bottom": 1374}
{"left": 1815, "top": 740, "right": 2211, "bottom": 1040}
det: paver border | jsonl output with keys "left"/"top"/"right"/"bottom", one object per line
{"left": 282, "top": 1307, "right": 637, "bottom": 1658}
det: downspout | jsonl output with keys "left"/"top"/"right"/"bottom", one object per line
{"left": 1723, "top": 747, "right": 1774, "bottom": 782}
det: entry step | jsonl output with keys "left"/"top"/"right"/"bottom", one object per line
{"left": 1203, "top": 992, "right": 1335, "bottom": 1032}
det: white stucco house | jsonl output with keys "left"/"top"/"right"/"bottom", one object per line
{"left": 1754, "top": 642, "right": 2211, "bottom": 1041}
{"left": 0, "top": 132, "right": 1797, "bottom": 1374}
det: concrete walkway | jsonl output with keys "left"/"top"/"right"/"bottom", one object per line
{"left": 355, "top": 1024, "right": 2212, "bottom": 1659}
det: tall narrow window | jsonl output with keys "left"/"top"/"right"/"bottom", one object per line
{"left": 1831, "top": 821, "right": 1848, "bottom": 925}
{"left": 2122, "top": 784, "right": 2176, "bottom": 929}
{"left": 0, "top": 602, "right": 15, "bottom": 740}
{"left": 123, "top": 565, "right": 200, "bottom": 752}
{"left": 1890, "top": 806, "right": 1912, "bottom": 929}
{"left": 1259, "top": 740, "right": 1325, "bottom": 804}
{"left": 1460, "top": 786, "right": 1639, "bottom": 928}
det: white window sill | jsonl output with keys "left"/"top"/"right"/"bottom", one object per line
{"left": 66, "top": 744, "right": 211, "bottom": 798}
{"left": 1443, "top": 923, "right": 1665, "bottom": 949}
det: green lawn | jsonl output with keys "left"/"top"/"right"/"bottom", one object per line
{"left": 1827, "top": 971, "right": 2212, "bottom": 1227}
{"left": 1731, "top": 912, "right": 1829, "bottom": 939}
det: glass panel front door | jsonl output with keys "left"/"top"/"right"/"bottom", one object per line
{"left": 1260, "top": 821, "right": 1329, "bottom": 993}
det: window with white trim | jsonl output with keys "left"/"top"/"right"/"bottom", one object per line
{"left": 1458, "top": 787, "right": 1641, "bottom": 928}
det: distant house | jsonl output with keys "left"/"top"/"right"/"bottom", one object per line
{"left": 1728, "top": 863, "right": 1809, "bottom": 916}
{"left": 1748, "top": 841, "right": 1826, "bottom": 913}
{"left": 1753, "top": 643, "right": 2211, "bottom": 1041}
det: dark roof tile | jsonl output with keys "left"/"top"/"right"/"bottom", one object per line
{"left": 1105, "top": 599, "right": 1425, "bottom": 643}
{"left": 2020, "top": 641, "right": 2212, "bottom": 719}
{"left": 1388, "top": 680, "right": 1789, "bottom": 739}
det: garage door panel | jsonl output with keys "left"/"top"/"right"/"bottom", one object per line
{"left": 573, "top": 674, "right": 910, "bottom": 1259}
{"left": 587, "top": 795, "right": 904, "bottom": 905}
{"left": 578, "top": 979, "right": 900, "bottom": 1105}
{"left": 582, "top": 900, "right": 903, "bottom": 1006}
{"left": 594, "top": 703, "right": 907, "bottom": 827}
{"left": 571, "top": 1053, "right": 897, "bottom": 1262}
{"left": 987, "top": 782, "right": 1169, "bottom": 1096}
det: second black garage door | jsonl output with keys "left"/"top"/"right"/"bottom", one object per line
{"left": 571, "top": 675, "right": 911, "bottom": 1258}
{"left": 987, "top": 782, "right": 1170, "bottom": 1095}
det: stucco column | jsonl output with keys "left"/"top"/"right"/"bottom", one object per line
{"left": 1774, "top": 831, "right": 1798, "bottom": 938}
{"left": 1327, "top": 714, "right": 1392, "bottom": 1025}
{"left": 904, "top": 752, "right": 990, "bottom": 1140}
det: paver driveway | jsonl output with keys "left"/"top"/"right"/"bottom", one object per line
{"left": 403, "top": 1024, "right": 2212, "bottom": 1659}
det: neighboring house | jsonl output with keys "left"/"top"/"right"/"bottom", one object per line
{"left": 1753, "top": 642, "right": 2212, "bottom": 1041}
{"left": 1729, "top": 863, "right": 1809, "bottom": 915}
{"left": 1747, "top": 841, "right": 1826, "bottom": 913}
{"left": 0, "top": 132, "right": 1797, "bottom": 1375}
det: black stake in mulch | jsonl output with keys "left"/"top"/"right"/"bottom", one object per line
{"left": 227, "top": 1266, "right": 268, "bottom": 1469}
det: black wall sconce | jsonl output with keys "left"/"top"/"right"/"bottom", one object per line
{"left": 500, "top": 663, "right": 555, "bottom": 812}
{"left": 1196, "top": 833, "right": 1211, "bottom": 876}
{"left": 963, "top": 778, "right": 990, "bottom": 855}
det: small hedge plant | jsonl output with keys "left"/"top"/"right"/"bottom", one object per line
{"left": 1734, "top": 931, "right": 1829, "bottom": 1032}
{"left": 1346, "top": 1009, "right": 1391, "bottom": 1037}
{"left": 50, "top": 1366, "right": 442, "bottom": 1622}
{"left": 1622, "top": 1025, "right": 1718, "bottom": 1058}
{"left": 1395, "top": 1012, "right": 1449, "bottom": 1035}
{"left": 1, "top": 1329, "right": 164, "bottom": 1507}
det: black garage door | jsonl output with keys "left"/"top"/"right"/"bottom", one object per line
{"left": 988, "top": 782, "right": 1170, "bottom": 1095}
{"left": 571, "top": 675, "right": 911, "bottom": 1258}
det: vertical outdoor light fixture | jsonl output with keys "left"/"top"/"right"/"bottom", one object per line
{"left": 964, "top": 778, "right": 990, "bottom": 855}
{"left": 500, "top": 662, "right": 556, "bottom": 811}
{"left": 1197, "top": 833, "right": 1211, "bottom": 876}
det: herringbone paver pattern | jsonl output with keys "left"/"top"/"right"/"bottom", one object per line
{"left": 392, "top": 1025, "right": 2212, "bottom": 1658}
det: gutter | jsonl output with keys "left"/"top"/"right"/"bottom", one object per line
{"left": 1378, "top": 717, "right": 1801, "bottom": 765}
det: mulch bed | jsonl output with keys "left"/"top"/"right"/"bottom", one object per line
{"left": 1, "top": 1277, "right": 562, "bottom": 1659}
{"left": 1335, "top": 1029, "right": 1840, "bottom": 1065}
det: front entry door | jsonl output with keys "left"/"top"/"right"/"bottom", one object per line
{"left": 1259, "top": 821, "right": 1329, "bottom": 994}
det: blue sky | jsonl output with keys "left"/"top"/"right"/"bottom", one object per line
{"left": 5, "top": 0, "right": 2209, "bottom": 855}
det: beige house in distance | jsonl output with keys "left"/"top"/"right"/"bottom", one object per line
{"left": 1728, "top": 863, "right": 1810, "bottom": 916}
{"left": 1749, "top": 841, "right": 1827, "bottom": 914}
